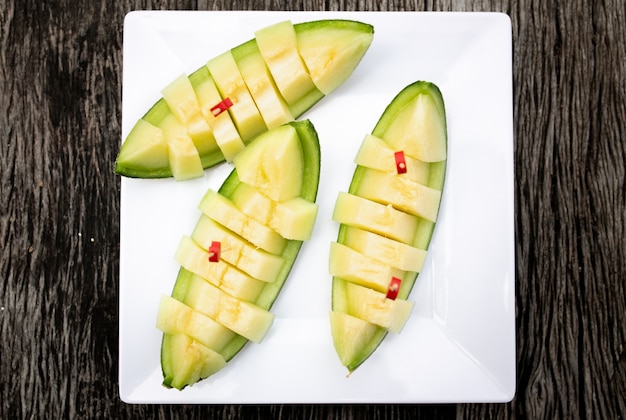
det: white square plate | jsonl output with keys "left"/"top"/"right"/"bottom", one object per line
{"left": 119, "top": 11, "right": 515, "bottom": 404}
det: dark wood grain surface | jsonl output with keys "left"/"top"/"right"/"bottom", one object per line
{"left": 1, "top": 0, "right": 624, "bottom": 418}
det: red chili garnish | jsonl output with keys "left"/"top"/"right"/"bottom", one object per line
{"left": 208, "top": 241, "right": 221, "bottom": 262}
{"left": 394, "top": 151, "right": 407, "bottom": 174}
{"left": 210, "top": 97, "right": 233, "bottom": 116}
{"left": 386, "top": 277, "right": 402, "bottom": 300}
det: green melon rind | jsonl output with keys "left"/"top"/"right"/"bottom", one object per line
{"left": 331, "top": 81, "right": 447, "bottom": 372}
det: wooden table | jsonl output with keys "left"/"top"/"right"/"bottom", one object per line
{"left": 1, "top": 1, "right": 624, "bottom": 418}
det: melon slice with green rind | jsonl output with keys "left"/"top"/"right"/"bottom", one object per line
{"left": 330, "top": 81, "right": 448, "bottom": 373}
{"left": 158, "top": 119, "right": 320, "bottom": 389}
{"left": 206, "top": 51, "right": 267, "bottom": 142}
{"left": 115, "top": 19, "right": 373, "bottom": 180}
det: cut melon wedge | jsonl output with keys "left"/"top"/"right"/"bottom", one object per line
{"left": 229, "top": 182, "right": 319, "bottom": 241}
{"left": 342, "top": 226, "right": 427, "bottom": 272}
{"left": 191, "top": 215, "right": 284, "bottom": 283}
{"left": 115, "top": 19, "right": 373, "bottom": 180}
{"left": 160, "top": 333, "right": 227, "bottom": 390}
{"left": 344, "top": 280, "right": 414, "bottom": 334}
{"left": 161, "top": 74, "right": 216, "bottom": 155}
{"left": 183, "top": 273, "right": 275, "bottom": 344}
{"left": 329, "top": 242, "right": 406, "bottom": 294}
{"left": 159, "top": 113, "right": 205, "bottom": 181}
{"left": 206, "top": 51, "right": 267, "bottom": 142}
{"left": 329, "top": 311, "right": 380, "bottom": 369}
{"left": 254, "top": 20, "right": 319, "bottom": 110}
{"left": 355, "top": 168, "right": 442, "bottom": 222}
{"left": 174, "top": 235, "right": 266, "bottom": 300}
{"left": 332, "top": 192, "right": 419, "bottom": 245}
{"left": 190, "top": 66, "right": 246, "bottom": 162}
{"left": 157, "top": 295, "right": 236, "bottom": 352}
{"left": 233, "top": 124, "right": 303, "bottom": 201}
{"left": 355, "top": 134, "right": 430, "bottom": 185}
{"left": 295, "top": 19, "right": 374, "bottom": 94}
{"left": 330, "top": 81, "right": 447, "bottom": 373}
{"left": 198, "top": 189, "right": 287, "bottom": 255}
{"left": 114, "top": 119, "right": 168, "bottom": 177}
{"left": 374, "top": 85, "right": 447, "bottom": 162}
{"left": 232, "top": 39, "right": 293, "bottom": 129}
{"left": 157, "top": 120, "right": 320, "bottom": 389}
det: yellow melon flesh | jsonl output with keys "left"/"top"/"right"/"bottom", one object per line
{"left": 345, "top": 281, "right": 414, "bottom": 334}
{"left": 354, "top": 134, "right": 430, "bottom": 185}
{"left": 342, "top": 226, "right": 427, "bottom": 272}
{"left": 230, "top": 182, "right": 318, "bottom": 240}
{"left": 332, "top": 192, "right": 418, "bottom": 245}
{"left": 272, "top": 197, "right": 319, "bottom": 240}
{"left": 191, "top": 215, "right": 285, "bottom": 283}
{"left": 355, "top": 168, "right": 442, "bottom": 222}
{"left": 296, "top": 23, "right": 373, "bottom": 94}
{"left": 117, "top": 119, "right": 169, "bottom": 170}
{"left": 329, "top": 242, "right": 406, "bottom": 294}
{"left": 382, "top": 93, "right": 447, "bottom": 162}
{"left": 233, "top": 124, "right": 303, "bottom": 201}
{"left": 157, "top": 295, "right": 236, "bottom": 352}
{"left": 161, "top": 74, "right": 217, "bottom": 156}
{"left": 192, "top": 67, "right": 245, "bottom": 161}
{"left": 199, "top": 189, "right": 287, "bottom": 255}
{"left": 184, "top": 274, "right": 274, "bottom": 343}
{"left": 230, "top": 182, "right": 275, "bottom": 226}
{"left": 329, "top": 311, "right": 379, "bottom": 368}
{"left": 207, "top": 51, "right": 267, "bottom": 142}
{"left": 232, "top": 40, "right": 294, "bottom": 130}
{"left": 158, "top": 113, "right": 204, "bottom": 181}
{"left": 163, "top": 333, "right": 227, "bottom": 390}
{"left": 174, "top": 235, "right": 266, "bottom": 301}
{"left": 255, "top": 20, "right": 318, "bottom": 106}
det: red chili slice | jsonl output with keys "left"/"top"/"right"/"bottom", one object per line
{"left": 386, "top": 277, "right": 402, "bottom": 300}
{"left": 208, "top": 241, "right": 221, "bottom": 262}
{"left": 394, "top": 151, "right": 407, "bottom": 174}
{"left": 210, "top": 98, "right": 233, "bottom": 116}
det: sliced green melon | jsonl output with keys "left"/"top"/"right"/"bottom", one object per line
{"left": 343, "top": 280, "right": 414, "bottom": 334}
{"left": 160, "top": 333, "right": 227, "bottom": 390}
{"left": 330, "top": 81, "right": 448, "bottom": 373}
{"left": 183, "top": 273, "right": 275, "bottom": 344}
{"left": 116, "top": 19, "right": 373, "bottom": 180}
{"left": 114, "top": 119, "right": 168, "bottom": 177}
{"left": 329, "top": 241, "right": 406, "bottom": 294}
{"left": 373, "top": 85, "right": 447, "bottom": 162}
{"left": 355, "top": 168, "right": 442, "bottom": 222}
{"left": 329, "top": 311, "right": 379, "bottom": 370}
{"left": 174, "top": 235, "right": 266, "bottom": 301}
{"left": 190, "top": 66, "right": 246, "bottom": 162}
{"left": 232, "top": 39, "right": 294, "bottom": 130}
{"left": 270, "top": 197, "right": 319, "bottom": 240}
{"left": 157, "top": 295, "right": 236, "bottom": 351}
{"left": 342, "top": 226, "right": 427, "bottom": 272}
{"left": 158, "top": 113, "right": 205, "bottom": 181}
{"left": 332, "top": 191, "right": 419, "bottom": 244}
{"left": 198, "top": 189, "right": 287, "bottom": 255}
{"left": 157, "top": 120, "right": 320, "bottom": 389}
{"left": 233, "top": 123, "right": 303, "bottom": 201}
{"left": 191, "top": 215, "right": 285, "bottom": 283}
{"left": 206, "top": 51, "right": 268, "bottom": 142}
{"left": 355, "top": 134, "right": 430, "bottom": 185}
{"left": 254, "top": 20, "right": 320, "bottom": 109}
{"left": 161, "top": 74, "right": 216, "bottom": 154}
{"left": 295, "top": 19, "right": 374, "bottom": 94}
